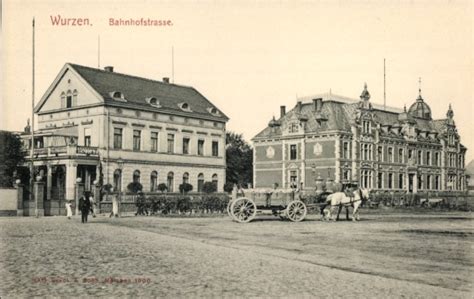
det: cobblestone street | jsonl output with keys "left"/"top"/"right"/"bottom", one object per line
{"left": 1, "top": 212, "right": 472, "bottom": 298}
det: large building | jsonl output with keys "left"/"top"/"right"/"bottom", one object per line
{"left": 22, "top": 63, "right": 228, "bottom": 209}
{"left": 252, "top": 84, "right": 467, "bottom": 193}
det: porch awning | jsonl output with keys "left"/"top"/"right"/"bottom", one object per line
{"left": 32, "top": 126, "right": 79, "bottom": 137}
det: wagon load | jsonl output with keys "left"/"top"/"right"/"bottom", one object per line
{"left": 228, "top": 188, "right": 307, "bottom": 223}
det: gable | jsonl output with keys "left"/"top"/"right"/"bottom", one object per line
{"left": 36, "top": 66, "right": 104, "bottom": 113}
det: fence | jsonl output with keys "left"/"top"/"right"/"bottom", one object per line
{"left": 368, "top": 191, "right": 474, "bottom": 211}
{"left": 99, "top": 192, "right": 231, "bottom": 215}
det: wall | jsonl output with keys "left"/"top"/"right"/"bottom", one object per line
{"left": 0, "top": 188, "right": 17, "bottom": 216}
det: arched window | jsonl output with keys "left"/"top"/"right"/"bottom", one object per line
{"left": 150, "top": 171, "right": 158, "bottom": 191}
{"left": 113, "top": 169, "right": 122, "bottom": 192}
{"left": 212, "top": 174, "right": 218, "bottom": 190}
{"left": 133, "top": 170, "right": 141, "bottom": 183}
{"left": 72, "top": 89, "right": 78, "bottom": 106}
{"left": 197, "top": 173, "right": 204, "bottom": 192}
{"left": 167, "top": 172, "right": 174, "bottom": 192}
{"left": 66, "top": 90, "right": 72, "bottom": 108}
{"left": 60, "top": 92, "right": 66, "bottom": 108}
{"left": 183, "top": 172, "right": 189, "bottom": 184}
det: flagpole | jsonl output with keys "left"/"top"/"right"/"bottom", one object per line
{"left": 30, "top": 17, "right": 36, "bottom": 204}
{"left": 383, "top": 58, "right": 386, "bottom": 111}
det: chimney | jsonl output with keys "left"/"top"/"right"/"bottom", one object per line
{"left": 297, "top": 101, "right": 302, "bottom": 113}
{"left": 104, "top": 66, "right": 114, "bottom": 72}
{"left": 163, "top": 77, "right": 170, "bottom": 84}
{"left": 280, "top": 105, "right": 286, "bottom": 118}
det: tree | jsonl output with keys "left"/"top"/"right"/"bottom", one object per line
{"left": 225, "top": 132, "right": 253, "bottom": 190}
{"left": 202, "top": 181, "right": 217, "bottom": 194}
{"left": 179, "top": 183, "right": 193, "bottom": 194}
{"left": 127, "top": 182, "right": 143, "bottom": 194}
{"left": 0, "top": 131, "right": 25, "bottom": 187}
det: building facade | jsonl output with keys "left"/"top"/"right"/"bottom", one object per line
{"left": 22, "top": 63, "right": 228, "bottom": 208}
{"left": 252, "top": 84, "right": 467, "bottom": 193}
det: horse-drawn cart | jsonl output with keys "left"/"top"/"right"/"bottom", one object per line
{"left": 228, "top": 189, "right": 307, "bottom": 223}
{"left": 227, "top": 181, "right": 365, "bottom": 223}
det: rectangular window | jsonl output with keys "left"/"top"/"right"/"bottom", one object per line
{"left": 84, "top": 128, "right": 91, "bottom": 147}
{"left": 151, "top": 132, "right": 158, "bottom": 152}
{"left": 377, "top": 172, "right": 383, "bottom": 189}
{"left": 388, "top": 173, "right": 393, "bottom": 189}
{"left": 418, "top": 175, "right": 423, "bottom": 190}
{"left": 377, "top": 146, "right": 383, "bottom": 161}
{"left": 427, "top": 175, "right": 432, "bottom": 190}
{"left": 426, "top": 151, "right": 431, "bottom": 166}
{"left": 417, "top": 150, "right": 422, "bottom": 165}
{"left": 290, "top": 144, "right": 297, "bottom": 160}
{"left": 182, "top": 137, "right": 190, "bottom": 154}
{"left": 361, "top": 170, "right": 372, "bottom": 189}
{"left": 343, "top": 142, "right": 350, "bottom": 159}
{"left": 212, "top": 141, "right": 219, "bottom": 157}
{"left": 398, "top": 173, "right": 404, "bottom": 189}
{"left": 167, "top": 134, "right": 175, "bottom": 154}
{"left": 197, "top": 139, "right": 204, "bottom": 156}
{"left": 133, "top": 130, "right": 141, "bottom": 151}
{"left": 113, "top": 128, "right": 122, "bottom": 149}
{"left": 388, "top": 147, "right": 393, "bottom": 163}
{"left": 398, "top": 148, "right": 404, "bottom": 163}
{"left": 435, "top": 175, "right": 440, "bottom": 190}
{"left": 408, "top": 149, "right": 414, "bottom": 160}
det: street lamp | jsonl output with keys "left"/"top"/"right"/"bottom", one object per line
{"left": 116, "top": 158, "right": 124, "bottom": 217}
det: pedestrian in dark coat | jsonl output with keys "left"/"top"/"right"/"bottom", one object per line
{"left": 79, "top": 192, "right": 92, "bottom": 223}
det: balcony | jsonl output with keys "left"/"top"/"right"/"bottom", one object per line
{"left": 25, "top": 145, "right": 99, "bottom": 159}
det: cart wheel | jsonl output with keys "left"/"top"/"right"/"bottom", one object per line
{"left": 230, "top": 197, "right": 256, "bottom": 223}
{"left": 286, "top": 200, "right": 307, "bottom": 222}
{"left": 226, "top": 200, "right": 233, "bottom": 219}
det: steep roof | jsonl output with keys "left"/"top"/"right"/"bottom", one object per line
{"left": 253, "top": 92, "right": 448, "bottom": 140}
{"left": 466, "top": 160, "right": 474, "bottom": 175}
{"left": 39, "top": 63, "right": 228, "bottom": 122}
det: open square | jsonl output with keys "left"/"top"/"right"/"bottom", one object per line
{"left": 1, "top": 211, "right": 472, "bottom": 298}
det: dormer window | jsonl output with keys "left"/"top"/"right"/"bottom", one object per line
{"left": 110, "top": 91, "right": 126, "bottom": 102}
{"left": 362, "top": 120, "right": 371, "bottom": 134}
{"left": 178, "top": 102, "right": 192, "bottom": 112}
{"left": 207, "top": 107, "right": 220, "bottom": 115}
{"left": 146, "top": 97, "right": 161, "bottom": 107}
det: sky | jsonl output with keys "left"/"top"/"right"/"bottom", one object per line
{"left": 1, "top": 0, "right": 473, "bottom": 161}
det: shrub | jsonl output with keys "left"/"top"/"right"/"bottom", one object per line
{"left": 157, "top": 183, "right": 168, "bottom": 193}
{"left": 179, "top": 183, "right": 193, "bottom": 194}
{"left": 127, "top": 182, "right": 143, "bottom": 194}
{"left": 224, "top": 182, "right": 235, "bottom": 193}
{"left": 203, "top": 181, "right": 217, "bottom": 194}
{"left": 102, "top": 183, "right": 113, "bottom": 193}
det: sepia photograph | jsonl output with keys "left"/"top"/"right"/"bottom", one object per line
{"left": 1, "top": 0, "right": 473, "bottom": 297}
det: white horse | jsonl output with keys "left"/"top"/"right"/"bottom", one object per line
{"left": 324, "top": 188, "right": 370, "bottom": 221}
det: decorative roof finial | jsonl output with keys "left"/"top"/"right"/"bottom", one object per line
{"left": 447, "top": 103, "right": 454, "bottom": 119}
{"left": 404, "top": 104, "right": 407, "bottom": 112}
{"left": 360, "top": 82, "right": 370, "bottom": 101}
{"left": 417, "top": 77, "right": 423, "bottom": 100}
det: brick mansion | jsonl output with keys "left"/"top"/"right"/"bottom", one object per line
{"left": 252, "top": 84, "right": 467, "bottom": 193}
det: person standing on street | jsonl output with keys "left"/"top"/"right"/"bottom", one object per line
{"left": 65, "top": 200, "right": 73, "bottom": 219}
{"left": 89, "top": 193, "right": 97, "bottom": 218}
{"left": 79, "top": 192, "right": 92, "bottom": 223}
